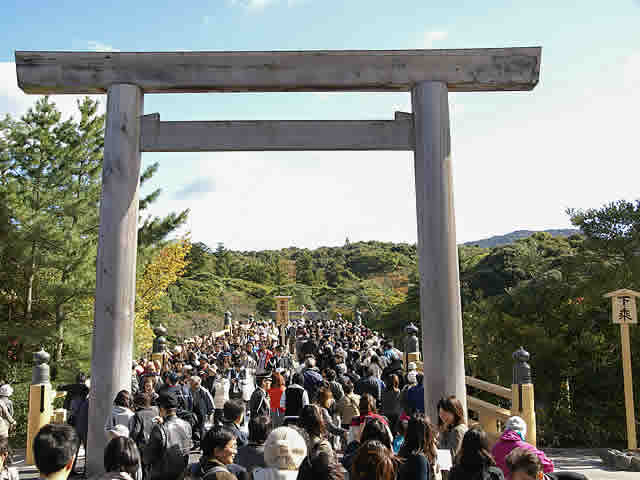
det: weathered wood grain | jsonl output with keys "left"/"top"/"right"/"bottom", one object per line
{"left": 140, "top": 113, "right": 414, "bottom": 151}
{"left": 412, "top": 81, "right": 467, "bottom": 420}
{"left": 87, "top": 84, "right": 142, "bottom": 476}
{"left": 15, "top": 47, "right": 541, "bottom": 94}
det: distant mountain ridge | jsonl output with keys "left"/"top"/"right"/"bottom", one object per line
{"left": 463, "top": 229, "right": 580, "bottom": 248}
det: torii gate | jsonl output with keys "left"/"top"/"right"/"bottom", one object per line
{"left": 15, "top": 47, "right": 541, "bottom": 473}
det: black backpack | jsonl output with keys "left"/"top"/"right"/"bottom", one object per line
{"left": 176, "top": 409, "right": 197, "bottom": 428}
{"left": 130, "top": 413, "right": 150, "bottom": 448}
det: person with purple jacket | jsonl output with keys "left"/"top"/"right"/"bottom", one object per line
{"left": 492, "top": 416, "right": 554, "bottom": 479}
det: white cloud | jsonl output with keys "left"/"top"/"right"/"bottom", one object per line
{"left": 0, "top": 62, "right": 106, "bottom": 121}
{"left": 140, "top": 49, "right": 640, "bottom": 251}
{"left": 141, "top": 149, "right": 417, "bottom": 251}
{"left": 229, "top": 0, "right": 305, "bottom": 11}
{"left": 87, "top": 41, "right": 119, "bottom": 52}
{"left": 423, "top": 31, "right": 448, "bottom": 48}
{"left": 229, "top": 0, "right": 276, "bottom": 11}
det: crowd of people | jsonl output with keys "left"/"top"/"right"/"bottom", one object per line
{"left": 2, "top": 315, "right": 587, "bottom": 480}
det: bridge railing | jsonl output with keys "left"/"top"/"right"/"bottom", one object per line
{"left": 408, "top": 346, "right": 536, "bottom": 447}
{"left": 466, "top": 346, "right": 537, "bottom": 446}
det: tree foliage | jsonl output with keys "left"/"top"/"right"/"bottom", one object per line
{"left": 0, "top": 97, "right": 188, "bottom": 374}
{"left": 135, "top": 239, "right": 191, "bottom": 353}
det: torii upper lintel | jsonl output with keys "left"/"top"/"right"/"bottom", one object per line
{"left": 15, "top": 47, "right": 541, "bottom": 95}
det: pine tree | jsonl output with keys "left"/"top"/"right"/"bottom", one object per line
{"left": 0, "top": 97, "right": 104, "bottom": 363}
{"left": 0, "top": 97, "right": 191, "bottom": 368}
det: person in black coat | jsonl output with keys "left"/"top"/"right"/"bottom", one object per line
{"left": 143, "top": 389, "right": 192, "bottom": 480}
{"left": 354, "top": 366, "right": 382, "bottom": 406}
{"left": 221, "top": 399, "right": 248, "bottom": 448}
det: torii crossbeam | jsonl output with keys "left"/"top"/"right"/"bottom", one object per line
{"left": 15, "top": 47, "right": 541, "bottom": 474}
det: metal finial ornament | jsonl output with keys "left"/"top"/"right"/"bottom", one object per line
{"left": 152, "top": 324, "right": 168, "bottom": 354}
{"left": 32, "top": 348, "right": 51, "bottom": 384}
{"left": 512, "top": 346, "right": 532, "bottom": 384}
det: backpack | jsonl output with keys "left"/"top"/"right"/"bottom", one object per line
{"left": 130, "top": 412, "right": 149, "bottom": 448}
{"left": 154, "top": 423, "right": 189, "bottom": 479}
{"left": 202, "top": 465, "right": 229, "bottom": 480}
{"left": 176, "top": 409, "right": 197, "bottom": 428}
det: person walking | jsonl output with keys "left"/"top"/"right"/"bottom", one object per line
{"left": 250, "top": 427, "right": 308, "bottom": 480}
{"left": 105, "top": 391, "right": 135, "bottom": 439}
{"left": 191, "top": 376, "right": 215, "bottom": 447}
{"left": 0, "top": 437, "right": 18, "bottom": 480}
{"left": 436, "top": 396, "right": 467, "bottom": 457}
{"left": 381, "top": 375, "right": 402, "bottom": 433}
{"left": 280, "top": 373, "right": 309, "bottom": 424}
{"left": 143, "top": 388, "right": 192, "bottom": 480}
{"left": 491, "top": 417, "right": 554, "bottom": 480}
{"left": 334, "top": 379, "right": 360, "bottom": 430}
{"left": 397, "top": 414, "right": 441, "bottom": 480}
{"left": 234, "top": 416, "right": 271, "bottom": 472}
{"left": 267, "top": 373, "right": 285, "bottom": 427}
{"left": 448, "top": 427, "right": 504, "bottom": 480}
{"left": 249, "top": 373, "right": 272, "bottom": 420}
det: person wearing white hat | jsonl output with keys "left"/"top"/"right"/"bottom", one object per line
{"left": 0, "top": 385, "right": 13, "bottom": 419}
{"left": 0, "top": 386, "right": 15, "bottom": 443}
{"left": 251, "top": 427, "right": 308, "bottom": 480}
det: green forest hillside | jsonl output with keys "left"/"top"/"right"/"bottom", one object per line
{"left": 463, "top": 229, "right": 580, "bottom": 248}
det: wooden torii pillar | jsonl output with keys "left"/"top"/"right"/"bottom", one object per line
{"left": 15, "top": 47, "right": 541, "bottom": 473}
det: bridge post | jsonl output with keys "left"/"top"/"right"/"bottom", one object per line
{"left": 86, "top": 84, "right": 143, "bottom": 475}
{"left": 512, "top": 346, "right": 536, "bottom": 446}
{"left": 26, "top": 349, "right": 53, "bottom": 465}
{"left": 412, "top": 81, "right": 467, "bottom": 421}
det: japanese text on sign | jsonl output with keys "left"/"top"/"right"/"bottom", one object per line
{"left": 613, "top": 295, "right": 637, "bottom": 324}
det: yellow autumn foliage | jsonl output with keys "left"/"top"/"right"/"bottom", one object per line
{"left": 134, "top": 238, "right": 191, "bottom": 353}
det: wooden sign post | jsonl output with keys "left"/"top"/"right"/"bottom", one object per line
{"left": 275, "top": 296, "right": 292, "bottom": 348}
{"left": 604, "top": 289, "right": 639, "bottom": 450}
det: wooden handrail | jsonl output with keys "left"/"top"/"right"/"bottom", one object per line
{"left": 467, "top": 395, "right": 512, "bottom": 421}
{"left": 465, "top": 376, "right": 512, "bottom": 399}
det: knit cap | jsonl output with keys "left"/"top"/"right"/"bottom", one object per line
{"left": 263, "top": 427, "right": 307, "bottom": 470}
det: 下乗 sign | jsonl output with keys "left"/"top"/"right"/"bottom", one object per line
{"left": 604, "top": 289, "right": 640, "bottom": 324}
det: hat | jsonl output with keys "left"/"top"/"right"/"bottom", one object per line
{"left": 263, "top": 427, "right": 307, "bottom": 470}
{"left": 407, "top": 362, "right": 417, "bottom": 371}
{"left": 0, "top": 384, "right": 13, "bottom": 397}
{"left": 256, "top": 371, "right": 273, "bottom": 381}
{"left": 505, "top": 416, "right": 527, "bottom": 438}
{"left": 157, "top": 388, "right": 179, "bottom": 409}
{"left": 107, "top": 424, "right": 130, "bottom": 438}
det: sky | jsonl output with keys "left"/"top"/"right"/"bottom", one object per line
{"left": 1, "top": 1, "right": 639, "bottom": 251}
